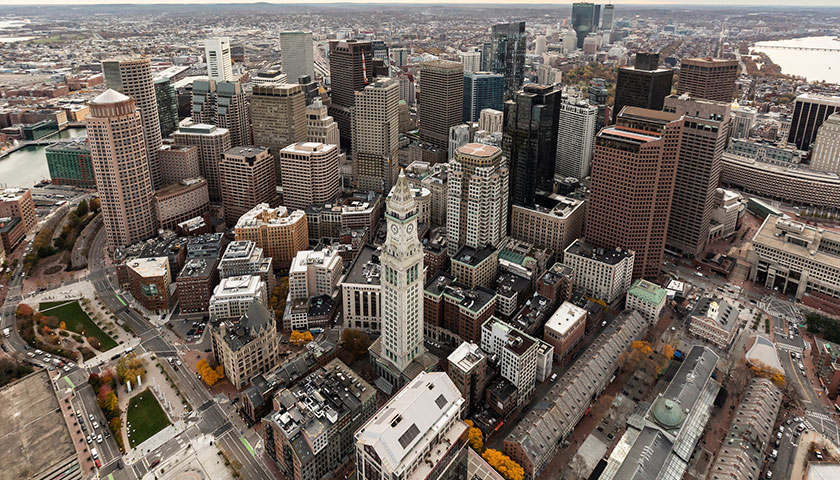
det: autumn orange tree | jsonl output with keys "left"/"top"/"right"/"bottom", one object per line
{"left": 482, "top": 449, "right": 524, "bottom": 480}
{"left": 197, "top": 359, "right": 225, "bottom": 386}
{"left": 290, "top": 330, "right": 314, "bottom": 346}
{"left": 464, "top": 419, "right": 483, "bottom": 452}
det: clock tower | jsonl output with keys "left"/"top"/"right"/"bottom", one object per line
{"left": 380, "top": 171, "right": 425, "bottom": 373}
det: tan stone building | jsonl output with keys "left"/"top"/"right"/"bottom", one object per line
{"left": 251, "top": 83, "right": 307, "bottom": 183}
{"left": 351, "top": 77, "right": 400, "bottom": 193}
{"left": 153, "top": 177, "right": 210, "bottom": 231}
{"left": 279, "top": 142, "right": 340, "bottom": 211}
{"left": 0, "top": 188, "right": 36, "bottom": 233}
{"left": 219, "top": 146, "right": 277, "bottom": 222}
{"left": 158, "top": 144, "right": 200, "bottom": 186}
{"left": 172, "top": 124, "right": 232, "bottom": 203}
{"left": 234, "top": 204, "right": 309, "bottom": 270}
{"left": 210, "top": 301, "right": 278, "bottom": 389}
{"left": 510, "top": 194, "right": 584, "bottom": 259}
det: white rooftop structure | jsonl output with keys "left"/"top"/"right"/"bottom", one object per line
{"left": 127, "top": 256, "right": 168, "bottom": 278}
{"left": 545, "top": 301, "right": 586, "bottom": 336}
{"left": 355, "top": 372, "right": 465, "bottom": 480}
{"left": 447, "top": 342, "right": 485, "bottom": 372}
{"left": 91, "top": 88, "right": 130, "bottom": 105}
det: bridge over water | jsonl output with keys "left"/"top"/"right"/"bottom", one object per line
{"left": 755, "top": 45, "right": 840, "bottom": 53}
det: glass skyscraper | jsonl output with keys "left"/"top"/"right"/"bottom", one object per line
{"left": 462, "top": 71, "right": 505, "bottom": 123}
{"left": 572, "top": 3, "right": 598, "bottom": 49}
{"left": 488, "top": 22, "right": 526, "bottom": 99}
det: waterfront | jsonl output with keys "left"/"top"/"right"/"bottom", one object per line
{"left": 753, "top": 36, "right": 840, "bottom": 84}
{"left": 0, "top": 128, "right": 86, "bottom": 188}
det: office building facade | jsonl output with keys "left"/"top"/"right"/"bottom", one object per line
{"left": 352, "top": 77, "right": 400, "bottom": 193}
{"left": 204, "top": 37, "right": 234, "bottom": 82}
{"left": 462, "top": 71, "right": 505, "bottom": 123}
{"left": 251, "top": 83, "right": 308, "bottom": 183}
{"left": 192, "top": 80, "right": 252, "bottom": 148}
{"left": 487, "top": 22, "right": 527, "bottom": 98}
{"left": 676, "top": 57, "right": 739, "bottom": 102}
{"left": 612, "top": 52, "right": 673, "bottom": 122}
{"left": 555, "top": 96, "right": 597, "bottom": 179}
{"left": 279, "top": 31, "right": 314, "bottom": 85}
{"left": 419, "top": 60, "right": 464, "bottom": 150}
{"left": 811, "top": 113, "right": 840, "bottom": 174}
{"left": 328, "top": 40, "right": 373, "bottom": 146}
{"left": 787, "top": 93, "right": 840, "bottom": 151}
{"left": 219, "top": 146, "right": 277, "bottom": 222}
{"left": 279, "top": 142, "right": 340, "bottom": 211}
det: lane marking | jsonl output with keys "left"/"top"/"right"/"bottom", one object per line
{"left": 64, "top": 376, "right": 75, "bottom": 388}
{"left": 240, "top": 436, "right": 256, "bottom": 458}
{"left": 115, "top": 294, "right": 127, "bottom": 307}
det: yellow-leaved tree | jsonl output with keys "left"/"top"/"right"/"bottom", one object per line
{"left": 482, "top": 448, "right": 524, "bottom": 480}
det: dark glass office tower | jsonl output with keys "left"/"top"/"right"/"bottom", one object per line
{"left": 328, "top": 40, "right": 373, "bottom": 147}
{"left": 787, "top": 93, "right": 840, "bottom": 151}
{"left": 502, "top": 85, "right": 561, "bottom": 208}
{"left": 588, "top": 78, "right": 608, "bottom": 132}
{"left": 572, "top": 3, "right": 597, "bottom": 49}
{"left": 487, "top": 22, "right": 526, "bottom": 99}
{"left": 612, "top": 52, "right": 673, "bottom": 122}
{"left": 463, "top": 71, "right": 505, "bottom": 123}
{"left": 154, "top": 77, "right": 179, "bottom": 138}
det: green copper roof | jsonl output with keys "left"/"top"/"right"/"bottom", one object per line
{"left": 628, "top": 279, "right": 667, "bottom": 306}
{"left": 651, "top": 397, "right": 686, "bottom": 429}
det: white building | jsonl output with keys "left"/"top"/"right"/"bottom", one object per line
{"left": 478, "top": 108, "right": 503, "bottom": 133}
{"left": 625, "top": 279, "right": 668, "bottom": 325}
{"left": 710, "top": 188, "right": 743, "bottom": 240}
{"left": 305, "top": 98, "right": 340, "bottom": 146}
{"left": 448, "top": 123, "right": 473, "bottom": 160}
{"left": 208, "top": 275, "right": 267, "bottom": 319}
{"left": 288, "top": 248, "right": 343, "bottom": 300}
{"left": 458, "top": 50, "right": 482, "bottom": 73}
{"left": 279, "top": 31, "right": 314, "bottom": 84}
{"left": 354, "top": 372, "right": 467, "bottom": 480}
{"left": 481, "top": 317, "right": 538, "bottom": 404}
{"left": 729, "top": 103, "right": 757, "bottom": 140}
{"left": 563, "top": 239, "right": 635, "bottom": 305}
{"left": 556, "top": 96, "right": 597, "bottom": 179}
{"left": 204, "top": 37, "right": 233, "bottom": 82}
{"left": 811, "top": 113, "right": 840, "bottom": 174}
{"left": 340, "top": 245, "right": 381, "bottom": 332}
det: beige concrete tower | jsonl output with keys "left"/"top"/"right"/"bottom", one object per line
{"left": 85, "top": 90, "right": 156, "bottom": 250}
{"left": 351, "top": 77, "right": 400, "bottom": 193}
{"left": 102, "top": 58, "right": 163, "bottom": 189}
{"left": 278, "top": 142, "right": 340, "bottom": 211}
{"left": 251, "top": 83, "right": 307, "bottom": 184}
{"left": 219, "top": 146, "right": 277, "bottom": 221}
{"left": 305, "top": 98, "right": 340, "bottom": 146}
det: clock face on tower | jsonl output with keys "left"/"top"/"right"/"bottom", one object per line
{"left": 407, "top": 224, "right": 414, "bottom": 234}
{"left": 391, "top": 224, "right": 399, "bottom": 234}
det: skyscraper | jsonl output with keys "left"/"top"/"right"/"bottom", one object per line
{"left": 663, "top": 95, "right": 731, "bottom": 258}
{"left": 251, "top": 83, "right": 307, "bottom": 183}
{"left": 419, "top": 60, "right": 464, "bottom": 150}
{"left": 154, "top": 77, "right": 179, "bottom": 138}
{"left": 279, "top": 31, "right": 314, "bottom": 85}
{"left": 447, "top": 143, "right": 509, "bottom": 255}
{"left": 192, "top": 80, "right": 252, "bottom": 148}
{"left": 378, "top": 172, "right": 426, "bottom": 374}
{"left": 787, "top": 93, "right": 840, "bottom": 151}
{"left": 676, "top": 58, "right": 739, "bottom": 102}
{"left": 572, "top": 3, "right": 597, "bottom": 49}
{"left": 219, "top": 146, "right": 277, "bottom": 222}
{"left": 85, "top": 90, "right": 156, "bottom": 250}
{"left": 601, "top": 3, "right": 615, "bottom": 30}
{"left": 555, "top": 96, "right": 597, "bottom": 179}
{"left": 586, "top": 107, "right": 683, "bottom": 279}
{"left": 279, "top": 142, "right": 340, "bottom": 210}
{"left": 488, "top": 22, "right": 527, "bottom": 99}
{"left": 305, "top": 98, "right": 340, "bottom": 146}
{"left": 103, "top": 58, "right": 163, "bottom": 189}
{"left": 172, "top": 124, "right": 232, "bottom": 203}
{"left": 328, "top": 40, "right": 373, "bottom": 147}
{"left": 204, "top": 37, "right": 233, "bottom": 82}
{"left": 462, "top": 71, "right": 505, "bottom": 123}
{"left": 588, "top": 77, "right": 608, "bottom": 132}
{"left": 502, "top": 85, "right": 561, "bottom": 208}
{"left": 612, "top": 52, "right": 674, "bottom": 122}
{"left": 810, "top": 113, "right": 840, "bottom": 174}
{"left": 459, "top": 49, "right": 482, "bottom": 73}
{"left": 351, "top": 77, "right": 400, "bottom": 193}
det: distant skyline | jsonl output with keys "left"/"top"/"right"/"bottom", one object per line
{"left": 4, "top": 0, "right": 840, "bottom": 7}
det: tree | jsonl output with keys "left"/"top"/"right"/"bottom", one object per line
{"left": 89, "top": 197, "right": 100, "bottom": 212}
{"left": 76, "top": 199, "right": 89, "bottom": 217}
{"left": 109, "top": 417, "right": 121, "bottom": 432}
{"left": 115, "top": 353, "right": 145, "bottom": 384}
{"left": 465, "top": 420, "right": 483, "bottom": 452}
{"left": 339, "top": 328, "right": 372, "bottom": 363}
{"left": 482, "top": 449, "right": 524, "bottom": 480}
{"left": 16, "top": 303, "right": 34, "bottom": 318}
{"left": 197, "top": 359, "right": 224, "bottom": 386}
{"left": 290, "top": 330, "right": 314, "bottom": 346}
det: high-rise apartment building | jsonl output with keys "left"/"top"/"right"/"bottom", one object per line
{"left": 586, "top": 107, "right": 683, "bottom": 279}
{"left": 154, "top": 77, "right": 179, "bottom": 138}
{"left": 355, "top": 372, "right": 468, "bottom": 480}
{"left": 305, "top": 98, "right": 340, "bottom": 146}
{"left": 612, "top": 52, "right": 673, "bottom": 122}
{"left": 234, "top": 203, "right": 309, "bottom": 270}
{"left": 352, "top": 77, "right": 400, "bottom": 193}
{"left": 503, "top": 85, "right": 561, "bottom": 208}
{"left": 219, "top": 146, "right": 277, "bottom": 222}
{"left": 158, "top": 144, "right": 200, "bottom": 186}
{"left": 85, "top": 90, "right": 156, "bottom": 250}
{"left": 459, "top": 49, "right": 482, "bottom": 73}
{"left": 811, "top": 113, "right": 840, "bottom": 174}
{"left": 279, "top": 142, "right": 340, "bottom": 210}
{"left": 601, "top": 4, "right": 615, "bottom": 30}
{"left": 478, "top": 108, "right": 504, "bottom": 133}
{"left": 447, "top": 143, "right": 509, "bottom": 255}
{"left": 204, "top": 37, "right": 233, "bottom": 82}
{"left": 462, "top": 71, "right": 505, "bottom": 123}
{"left": 102, "top": 58, "right": 163, "bottom": 189}
{"left": 172, "top": 124, "right": 232, "bottom": 203}
{"left": 279, "top": 31, "right": 314, "bottom": 85}
{"left": 663, "top": 95, "right": 731, "bottom": 257}
{"left": 572, "top": 3, "right": 598, "bottom": 49}
{"left": 676, "top": 57, "right": 739, "bottom": 103}
{"left": 251, "top": 83, "right": 307, "bottom": 183}
{"left": 192, "top": 80, "right": 252, "bottom": 148}
{"left": 787, "top": 93, "right": 840, "bottom": 151}
{"left": 487, "top": 22, "right": 527, "bottom": 98}
{"left": 418, "top": 60, "right": 464, "bottom": 150}
{"left": 555, "top": 95, "right": 597, "bottom": 179}
{"left": 328, "top": 40, "right": 373, "bottom": 146}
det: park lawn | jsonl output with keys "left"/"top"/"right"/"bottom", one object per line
{"left": 126, "top": 389, "right": 171, "bottom": 448}
{"left": 38, "top": 300, "right": 118, "bottom": 351}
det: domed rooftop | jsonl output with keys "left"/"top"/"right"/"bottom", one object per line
{"left": 651, "top": 397, "right": 686, "bottom": 429}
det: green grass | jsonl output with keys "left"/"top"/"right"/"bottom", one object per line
{"left": 126, "top": 389, "right": 171, "bottom": 448}
{"left": 39, "top": 300, "right": 117, "bottom": 351}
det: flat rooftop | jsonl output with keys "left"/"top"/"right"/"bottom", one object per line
{"left": 545, "top": 301, "right": 586, "bottom": 336}
{"left": 0, "top": 371, "right": 77, "bottom": 479}
{"left": 564, "top": 239, "right": 634, "bottom": 266}
{"left": 452, "top": 244, "right": 496, "bottom": 267}
{"left": 753, "top": 215, "right": 840, "bottom": 267}
{"left": 343, "top": 244, "right": 381, "bottom": 286}
{"left": 127, "top": 256, "right": 169, "bottom": 277}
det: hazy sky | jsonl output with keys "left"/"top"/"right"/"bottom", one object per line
{"left": 6, "top": 0, "right": 840, "bottom": 6}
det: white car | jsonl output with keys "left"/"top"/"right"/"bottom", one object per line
{"left": 86, "top": 435, "right": 92, "bottom": 444}
{"left": 92, "top": 421, "right": 99, "bottom": 429}
{"left": 89, "top": 414, "right": 94, "bottom": 421}
{"left": 26, "top": 352, "right": 35, "bottom": 357}
{"left": 694, "top": 272, "right": 703, "bottom": 277}
{"left": 62, "top": 365, "right": 70, "bottom": 372}
{"left": 96, "top": 434, "right": 103, "bottom": 444}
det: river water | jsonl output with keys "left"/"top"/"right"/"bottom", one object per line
{"left": 0, "top": 128, "right": 86, "bottom": 189}
{"left": 752, "top": 36, "right": 840, "bottom": 84}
